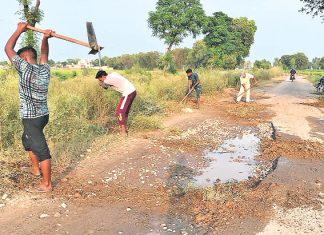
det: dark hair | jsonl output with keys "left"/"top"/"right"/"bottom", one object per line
{"left": 95, "top": 70, "right": 108, "bottom": 79}
{"left": 186, "top": 68, "right": 192, "bottom": 74}
{"left": 17, "top": 46, "right": 37, "bottom": 60}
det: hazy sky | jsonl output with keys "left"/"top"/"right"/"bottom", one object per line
{"left": 0, "top": 0, "right": 323, "bottom": 62}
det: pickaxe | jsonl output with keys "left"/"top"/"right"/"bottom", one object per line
{"left": 26, "top": 24, "right": 103, "bottom": 55}
{"left": 86, "top": 22, "right": 102, "bottom": 67}
{"left": 180, "top": 82, "right": 200, "bottom": 103}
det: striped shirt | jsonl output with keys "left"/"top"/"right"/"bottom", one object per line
{"left": 12, "top": 55, "right": 50, "bottom": 119}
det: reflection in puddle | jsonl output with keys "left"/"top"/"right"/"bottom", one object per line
{"left": 194, "top": 133, "right": 260, "bottom": 186}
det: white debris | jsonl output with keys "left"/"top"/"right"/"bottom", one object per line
{"left": 182, "top": 108, "right": 193, "bottom": 113}
{"left": 40, "top": 214, "right": 49, "bottom": 219}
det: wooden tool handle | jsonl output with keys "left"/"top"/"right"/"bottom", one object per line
{"left": 26, "top": 25, "right": 90, "bottom": 48}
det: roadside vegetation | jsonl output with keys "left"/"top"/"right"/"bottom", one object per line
{"left": 299, "top": 69, "right": 324, "bottom": 85}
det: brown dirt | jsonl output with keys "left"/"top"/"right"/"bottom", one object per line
{"left": 260, "top": 137, "right": 324, "bottom": 160}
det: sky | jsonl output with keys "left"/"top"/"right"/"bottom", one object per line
{"left": 0, "top": 0, "right": 323, "bottom": 63}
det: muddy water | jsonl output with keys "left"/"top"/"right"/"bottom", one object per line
{"left": 194, "top": 133, "right": 260, "bottom": 186}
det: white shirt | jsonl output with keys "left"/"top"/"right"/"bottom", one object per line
{"left": 240, "top": 73, "right": 254, "bottom": 85}
{"left": 103, "top": 72, "right": 136, "bottom": 96}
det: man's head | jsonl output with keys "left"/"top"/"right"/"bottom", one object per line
{"left": 95, "top": 70, "right": 108, "bottom": 82}
{"left": 186, "top": 68, "right": 192, "bottom": 76}
{"left": 241, "top": 71, "right": 246, "bottom": 77}
{"left": 17, "top": 46, "right": 37, "bottom": 62}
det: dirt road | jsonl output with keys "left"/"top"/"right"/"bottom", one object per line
{"left": 0, "top": 76, "right": 323, "bottom": 235}
{"left": 259, "top": 75, "right": 323, "bottom": 142}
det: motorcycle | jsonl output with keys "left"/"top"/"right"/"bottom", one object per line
{"left": 290, "top": 73, "right": 296, "bottom": 82}
{"left": 316, "top": 76, "right": 324, "bottom": 93}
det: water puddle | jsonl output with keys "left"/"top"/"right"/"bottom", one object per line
{"left": 194, "top": 133, "right": 260, "bottom": 186}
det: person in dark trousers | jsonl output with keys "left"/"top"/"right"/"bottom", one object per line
{"left": 290, "top": 68, "right": 296, "bottom": 81}
{"left": 4, "top": 22, "right": 53, "bottom": 192}
{"left": 185, "top": 68, "right": 201, "bottom": 108}
{"left": 96, "top": 70, "right": 137, "bottom": 135}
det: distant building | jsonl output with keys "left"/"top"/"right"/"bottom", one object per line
{"left": 77, "top": 59, "right": 92, "bottom": 68}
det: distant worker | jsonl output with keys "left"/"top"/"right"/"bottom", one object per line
{"left": 236, "top": 71, "right": 257, "bottom": 103}
{"left": 290, "top": 68, "right": 296, "bottom": 82}
{"left": 184, "top": 68, "right": 201, "bottom": 108}
{"left": 4, "top": 22, "right": 53, "bottom": 192}
{"left": 96, "top": 70, "right": 136, "bottom": 135}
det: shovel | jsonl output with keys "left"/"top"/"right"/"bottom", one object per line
{"left": 26, "top": 25, "right": 103, "bottom": 55}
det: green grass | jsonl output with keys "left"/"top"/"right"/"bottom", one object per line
{"left": 298, "top": 69, "right": 324, "bottom": 85}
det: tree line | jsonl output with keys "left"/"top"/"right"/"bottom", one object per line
{"left": 84, "top": 50, "right": 324, "bottom": 71}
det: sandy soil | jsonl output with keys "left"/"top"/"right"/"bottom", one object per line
{"left": 0, "top": 75, "right": 323, "bottom": 235}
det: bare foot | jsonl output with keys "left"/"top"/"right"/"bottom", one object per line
{"left": 38, "top": 183, "right": 52, "bottom": 192}
{"left": 31, "top": 167, "right": 41, "bottom": 176}
{"left": 25, "top": 184, "right": 52, "bottom": 193}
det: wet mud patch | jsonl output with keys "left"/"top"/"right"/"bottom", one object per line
{"left": 306, "top": 116, "right": 324, "bottom": 141}
{"left": 194, "top": 133, "right": 276, "bottom": 187}
{"left": 165, "top": 157, "right": 322, "bottom": 233}
{"left": 299, "top": 99, "right": 324, "bottom": 108}
{"left": 154, "top": 124, "right": 282, "bottom": 232}
{"left": 260, "top": 137, "right": 324, "bottom": 160}
{"left": 154, "top": 120, "right": 323, "bottom": 233}
{"left": 222, "top": 102, "right": 273, "bottom": 126}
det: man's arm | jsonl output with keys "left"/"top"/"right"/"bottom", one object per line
{"left": 4, "top": 22, "right": 27, "bottom": 61}
{"left": 99, "top": 81, "right": 109, "bottom": 89}
{"left": 39, "top": 29, "right": 53, "bottom": 64}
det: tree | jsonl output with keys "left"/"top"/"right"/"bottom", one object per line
{"left": 319, "top": 57, "right": 324, "bottom": 69}
{"left": 186, "top": 40, "right": 211, "bottom": 69}
{"left": 137, "top": 51, "right": 161, "bottom": 70}
{"left": 16, "top": 0, "right": 44, "bottom": 48}
{"left": 280, "top": 55, "right": 295, "bottom": 69}
{"left": 203, "top": 12, "right": 257, "bottom": 69}
{"left": 279, "top": 53, "right": 309, "bottom": 70}
{"left": 158, "top": 51, "right": 177, "bottom": 73}
{"left": 148, "top": 0, "right": 206, "bottom": 51}
{"left": 300, "top": 0, "right": 324, "bottom": 20}
{"left": 172, "top": 48, "right": 191, "bottom": 69}
{"left": 311, "top": 57, "right": 321, "bottom": 69}
{"left": 222, "top": 54, "right": 237, "bottom": 70}
{"left": 232, "top": 17, "right": 257, "bottom": 58}
{"left": 273, "top": 58, "right": 282, "bottom": 67}
{"left": 254, "top": 59, "right": 272, "bottom": 69}
{"left": 47, "top": 59, "right": 55, "bottom": 67}
{"left": 294, "top": 52, "right": 309, "bottom": 69}
{"left": 66, "top": 58, "right": 80, "bottom": 65}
